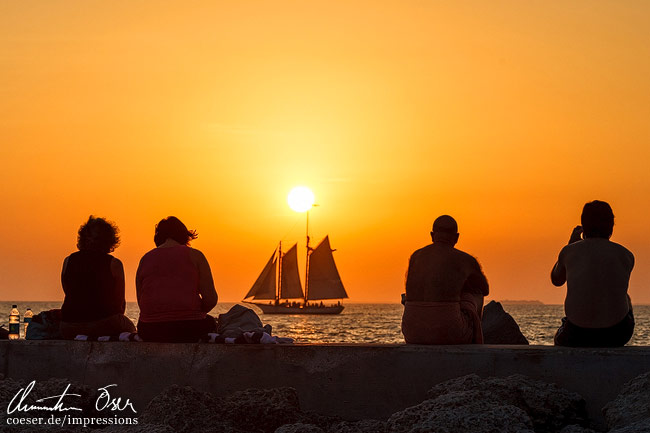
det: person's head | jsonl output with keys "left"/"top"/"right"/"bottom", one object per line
{"left": 77, "top": 216, "right": 120, "bottom": 253}
{"left": 430, "top": 215, "right": 459, "bottom": 245}
{"left": 154, "top": 216, "right": 198, "bottom": 247}
{"left": 581, "top": 200, "right": 614, "bottom": 239}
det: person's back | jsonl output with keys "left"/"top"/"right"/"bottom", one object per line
{"left": 551, "top": 200, "right": 635, "bottom": 347}
{"left": 402, "top": 215, "right": 489, "bottom": 345}
{"left": 560, "top": 238, "right": 633, "bottom": 328}
{"left": 406, "top": 243, "right": 486, "bottom": 303}
{"left": 62, "top": 250, "right": 118, "bottom": 322}
{"left": 137, "top": 245, "right": 204, "bottom": 322}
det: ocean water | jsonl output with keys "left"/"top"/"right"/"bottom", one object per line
{"left": 3, "top": 301, "right": 650, "bottom": 345}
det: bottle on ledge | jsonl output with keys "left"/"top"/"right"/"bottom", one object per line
{"left": 23, "top": 308, "right": 33, "bottom": 337}
{"left": 9, "top": 305, "right": 20, "bottom": 340}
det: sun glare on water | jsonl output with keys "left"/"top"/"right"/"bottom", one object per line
{"left": 287, "top": 186, "right": 315, "bottom": 212}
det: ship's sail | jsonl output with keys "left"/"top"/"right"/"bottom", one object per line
{"left": 244, "top": 251, "right": 276, "bottom": 300}
{"left": 280, "top": 244, "right": 304, "bottom": 299}
{"left": 306, "top": 236, "right": 348, "bottom": 300}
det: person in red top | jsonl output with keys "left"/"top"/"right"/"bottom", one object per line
{"left": 136, "top": 216, "right": 218, "bottom": 342}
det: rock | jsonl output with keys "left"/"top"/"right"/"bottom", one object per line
{"left": 220, "top": 387, "right": 302, "bottom": 433}
{"left": 0, "top": 377, "right": 98, "bottom": 413}
{"left": 140, "top": 385, "right": 239, "bottom": 433}
{"left": 482, "top": 301, "right": 529, "bottom": 344}
{"left": 275, "top": 423, "right": 325, "bottom": 433}
{"left": 426, "top": 374, "right": 588, "bottom": 433}
{"left": 0, "top": 377, "right": 100, "bottom": 432}
{"left": 387, "top": 390, "right": 534, "bottom": 433}
{"left": 296, "top": 412, "right": 344, "bottom": 431}
{"left": 0, "top": 379, "right": 242, "bottom": 433}
{"left": 31, "top": 378, "right": 100, "bottom": 415}
{"left": 142, "top": 385, "right": 302, "bottom": 433}
{"left": 0, "top": 427, "right": 82, "bottom": 433}
{"left": 603, "top": 371, "right": 650, "bottom": 429}
{"left": 97, "top": 425, "right": 176, "bottom": 433}
{"left": 559, "top": 425, "right": 597, "bottom": 433}
{"left": 327, "top": 419, "right": 387, "bottom": 433}
{"left": 0, "top": 377, "right": 24, "bottom": 409}
{"left": 609, "top": 418, "right": 650, "bottom": 433}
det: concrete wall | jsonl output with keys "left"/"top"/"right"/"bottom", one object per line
{"left": 2, "top": 341, "right": 650, "bottom": 425}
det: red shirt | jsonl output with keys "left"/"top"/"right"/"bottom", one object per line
{"left": 137, "top": 245, "right": 206, "bottom": 322}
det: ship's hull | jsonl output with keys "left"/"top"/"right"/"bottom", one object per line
{"left": 247, "top": 302, "right": 344, "bottom": 315}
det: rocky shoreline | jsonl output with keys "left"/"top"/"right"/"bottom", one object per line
{"left": 2, "top": 370, "right": 649, "bottom": 433}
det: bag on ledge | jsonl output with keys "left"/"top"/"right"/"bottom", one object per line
{"left": 217, "top": 304, "right": 272, "bottom": 338}
{"left": 25, "top": 309, "right": 63, "bottom": 340}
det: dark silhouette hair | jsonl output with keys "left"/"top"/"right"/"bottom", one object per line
{"left": 77, "top": 216, "right": 120, "bottom": 253}
{"left": 581, "top": 200, "right": 614, "bottom": 239}
{"left": 431, "top": 215, "right": 459, "bottom": 244}
{"left": 154, "top": 216, "right": 198, "bottom": 247}
{"left": 432, "top": 215, "right": 458, "bottom": 234}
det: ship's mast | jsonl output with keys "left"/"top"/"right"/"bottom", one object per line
{"left": 277, "top": 242, "right": 282, "bottom": 305}
{"left": 304, "top": 210, "right": 310, "bottom": 305}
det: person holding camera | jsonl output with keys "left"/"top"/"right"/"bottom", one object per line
{"left": 551, "top": 200, "right": 635, "bottom": 347}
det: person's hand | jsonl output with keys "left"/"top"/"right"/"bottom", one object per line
{"left": 568, "top": 226, "right": 583, "bottom": 244}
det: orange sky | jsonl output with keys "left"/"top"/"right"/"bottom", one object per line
{"left": 2, "top": 1, "right": 650, "bottom": 304}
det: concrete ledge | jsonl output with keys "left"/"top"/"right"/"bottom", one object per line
{"left": 2, "top": 341, "right": 650, "bottom": 424}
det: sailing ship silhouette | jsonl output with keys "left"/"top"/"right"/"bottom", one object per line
{"left": 244, "top": 236, "right": 348, "bottom": 314}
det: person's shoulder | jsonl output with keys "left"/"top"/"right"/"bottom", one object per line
{"left": 453, "top": 247, "right": 480, "bottom": 263}
{"left": 187, "top": 247, "right": 207, "bottom": 260}
{"left": 608, "top": 239, "right": 631, "bottom": 250}
{"left": 62, "top": 253, "right": 75, "bottom": 268}
{"left": 608, "top": 240, "right": 634, "bottom": 258}
{"left": 559, "top": 240, "right": 594, "bottom": 265}
{"left": 414, "top": 243, "right": 435, "bottom": 253}
{"left": 557, "top": 242, "right": 576, "bottom": 256}
{"left": 68, "top": 250, "right": 108, "bottom": 261}
{"left": 110, "top": 255, "right": 124, "bottom": 274}
{"left": 410, "top": 244, "right": 434, "bottom": 259}
{"left": 139, "top": 247, "right": 161, "bottom": 261}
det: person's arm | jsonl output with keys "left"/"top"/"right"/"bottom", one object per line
{"left": 550, "top": 249, "right": 566, "bottom": 286}
{"left": 466, "top": 258, "right": 489, "bottom": 296}
{"left": 191, "top": 249, "right": 218, "bottom": 313}
{"left": 403, "top": 253, "right": 418, "bottom": 303}
{"left": 628, "top": 250, "right": 635, "bottom": 272}
{"left": 61, "top": 256, "right": 70, "bottom": 293}
{"left": 551, "top": 229, "right": 577, "bottom": 286}
{"left": 135, "top": 258, "right": 144, "bottom": 304}
{"left": 110, "top": 257, "right": 126, "bottom": 314}
{"left": 626, "top": 250, "right": 635, "bottom": 313}
{"left": 568, "top": 226, "right": 583, "bottom": 244}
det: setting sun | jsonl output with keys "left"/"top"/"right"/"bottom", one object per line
{"left": 287, "top": 187, "right": 315, "bottom": 213}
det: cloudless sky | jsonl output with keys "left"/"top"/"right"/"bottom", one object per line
{"left": 2, "top": 1, "right": 650, "bottom": 304}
